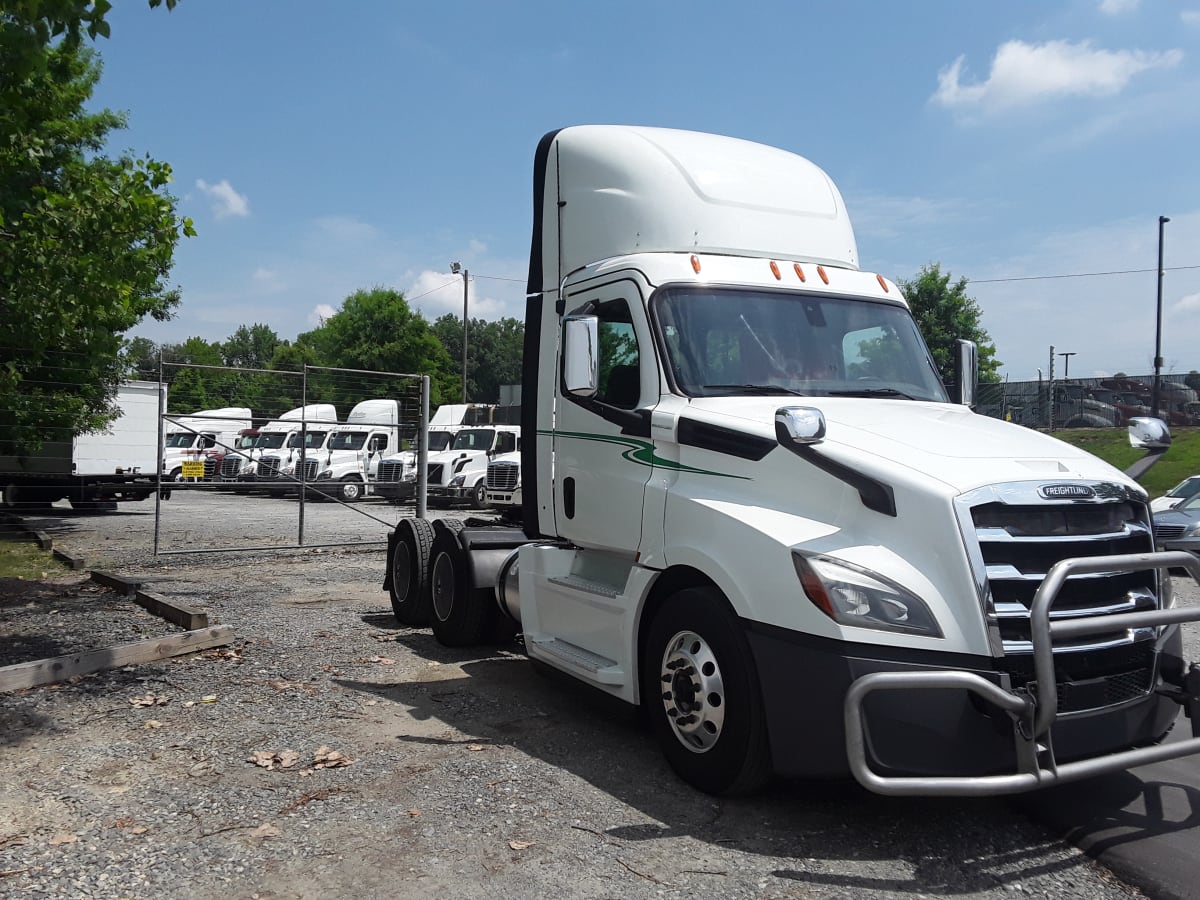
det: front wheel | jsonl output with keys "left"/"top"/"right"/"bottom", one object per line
{"left": 338, "top": 476, "right": 363, "bottom": 502}
{"left": 641, "top": 587, "right": 771, "bottom": 795}
{"left": 470, "top": 480, "right": 488, "bottom": 510}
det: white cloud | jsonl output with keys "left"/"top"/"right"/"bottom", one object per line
{"left": 1183, "top": 10, "right": 1200, "bottom": 27}
{"left": 1099, "top": 0, "right": 1139, "bottom": 14}
{"left": 846, "top": 193, "right": 971, "bottom": 241}
{"left": 312, "top": 215, "right": 378, "bottom": 243}
{"left": 252, "top": 267, "right": 284, "bottom": 293}
{"left": 932, "top": 40, "right": 1183, "bottom": 113}
{"left": 1173, "top": 292, "right": 1200, "bottom": 314}
{"left": 309, "top": 304, "right": 336, "bottom": 327}
{"left": 468, "top": 239, "right": 489, "bottom": 255}
{"left": 195, "top": 179, "right": 250, "bottom": 219}
{"left": 405, "top": 269, "right": 512, "bottom": 321}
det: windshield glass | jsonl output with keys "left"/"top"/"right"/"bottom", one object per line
{"left": 164, "top": 432, "right": 197, "bottom": 448}
{"left": 1168, "top": 476, "right": 1200, "bottom": 498}
{"left": 452, "top": 429, "right": 495, "bottom": 451}
{"left": 653, "top": 287, "right": 948, "bottom": 402}
{"left": 429, "top": 431, "right": 453, "bottom": 452}
{"left": 234, "top": 435, "right": 258, "bottom": 450}
{"left": 303, "top": 430, "right": 329, "bottom": 448}
{"left": 258, "top": 433, "right": 288, "bottom": 450}
{"left": 328, "top": 430, "right": 367, "bottom": 451}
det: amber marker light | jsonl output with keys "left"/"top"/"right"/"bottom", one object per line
{"left": 817, "top": 265, "right": 829, "bottom": 284}
{"left": 690, "top": 254, "right": 701, "bottom": 273}
{"left": 769, "top": 260, "right": 781, "bottom": 280}
{"left": 794, "top": 263, "right": 806, "bottom": 282}
{"left": 876, "top": 274, "right": 889, "bottom": 292}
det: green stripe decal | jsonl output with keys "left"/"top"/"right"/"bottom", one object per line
{"left": 538, "top": 429, "right": 749, "bottom": 479}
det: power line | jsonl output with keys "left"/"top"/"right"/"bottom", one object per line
{"left": 972, "top": 264, "right": 1200, "bottom": 285}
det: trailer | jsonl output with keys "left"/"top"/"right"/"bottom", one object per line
{"left": 0, "top": 380, "right": 167, "bottom": 509}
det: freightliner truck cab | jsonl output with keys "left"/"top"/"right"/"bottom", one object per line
{"left": 385, "top": 125, "right": 1200, "bottom": 796}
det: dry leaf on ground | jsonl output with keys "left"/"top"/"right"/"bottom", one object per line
{"left": 129, "top": 694, "right": 168, "bottom": 708}
{"left": 249, "top": 823, "right": 281, "bottom": 838}
{"left": 509, "top": 840, "right": 534, "bottom": 851}
{"left": 48, "top": 833, "right": 79, "bottom": 846}
{"left": 250, "top": 750, "right": 301, "bottom": 771}
{"left": 143, "top": 719, "right": 163, "bottom": 729}
{"left": 313, "top": 746, "right": 352, "bottom": 769}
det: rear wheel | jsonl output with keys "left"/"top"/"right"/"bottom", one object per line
{"left": 388, "top": 518, "right": 435, "bottom": 626}
{"left": 641, "top": 587, "right": 771, "bottom": 795}
{"left": 428, "top": 522, "right": 500, "bottom": 647}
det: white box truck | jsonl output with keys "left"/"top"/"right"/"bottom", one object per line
{"left": 384, "top": 125, "right": 1200, "bottom": 797}
{"left": 161, "top": 407, "right": 252, "bottom": 482}
{"left": 307, "top": 399, "right": 399, "bottom": 502}
{"left": 0, "top": 380, "right": 166, "bottom": 509}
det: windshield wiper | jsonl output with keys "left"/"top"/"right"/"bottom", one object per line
{"left": 827, "top": 387, "right": 919, "bottom": 400}
{"left": 703, "top": 384, "right": 809, "bottom": 396}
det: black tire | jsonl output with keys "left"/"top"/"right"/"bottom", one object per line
{"left": 427, "top": 525, "right": 497, "bottom": 647}
{"left": 388, "top": 518, "right": 435, "bottom": 627}
{"left": 641, "top": 587, "right": 771, "bottom": 795}
{"left": 169, "top": 467, "right": 183, "bottom": 482}
{"left": 338, "top": 476, "right": 363, "bottom": 502}
{"left": 469, "top": 480, "right": 488, "bottom": 510}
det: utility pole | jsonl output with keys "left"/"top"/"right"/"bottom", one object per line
{"left": 450, "top": 262, "right": 469, "bottom": 403}
{"left": 1151, "top": 216, "right": 1169, "bottom": 419}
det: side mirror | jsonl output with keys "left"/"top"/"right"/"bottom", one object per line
{"left": 952, "top": 339, "right": 977, "bottom": 407}
{"left": 775, "top": 406, "right": 826, "bottom": 446}
{"left": 1128, "top": 417, "right": 1171, "bottom": 450}
{"left": 563, "top": 315, "right": 599, "bottom": 397}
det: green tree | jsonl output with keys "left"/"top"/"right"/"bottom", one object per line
{"left": 301, "top": 287, "right": 458, "bottom": 410}
{"left": 898, "top": 264, "right": 1002, "bottom": 385}
{"left": 0, "top": 2, "right": 191, "bottom": 454}
{"left": 432, "top": 314, "right": 524, "bottom": 403}
{"left": 222, "top": 323, "right": 280, "bottom": 370}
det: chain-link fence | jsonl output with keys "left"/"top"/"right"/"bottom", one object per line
{"left": 977, "top": 372, "right": 1200, "bottom": 430}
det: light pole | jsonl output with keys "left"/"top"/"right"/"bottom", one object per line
{"left": 1151, "top": 215, "right": 1169, "bottom": 419}
{"left": 1057, "top": 351, "right": 1076, "bottom": 381}
{"left": 450, "top": 261, "right": 469, "bottom": 403}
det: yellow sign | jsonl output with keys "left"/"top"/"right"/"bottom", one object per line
{"left": 181, "top": 461, "right": 205, "bottom": 479}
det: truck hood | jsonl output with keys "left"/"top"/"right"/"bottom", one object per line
{"left": 687, "top": 397, "right": 1139, "bottom": 495}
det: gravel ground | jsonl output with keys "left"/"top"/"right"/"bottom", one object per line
{"left": 0, "top": 489, "right": 1176, "bottom": 899}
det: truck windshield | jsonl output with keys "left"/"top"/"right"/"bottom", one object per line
{"left": 654, "top": 286, "right": 948, "bottom": 402}
{"left": 234, "top": 435, "right": 258, "bottom": 450}
{"left": 328, "top": 431, "right": 368, "bottom": 451}
{"left": 429, "top": 431, "right": 453, "bottom": 452}
{"left": 452, "top": 429, "right": 494, "bottom": 451}
{"left": 258, "top": 433, "right": 288, "bottom": 450}
{"left": 164, "top": 432, "right": 197, "bottom": 448}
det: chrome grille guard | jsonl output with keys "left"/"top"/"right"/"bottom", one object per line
{"left": 845, "top": 551, "right": 1200, "bottom": 796}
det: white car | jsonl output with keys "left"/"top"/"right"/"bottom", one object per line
{"left": 1150, "top": 475, "right": 1200, "bottom": 512}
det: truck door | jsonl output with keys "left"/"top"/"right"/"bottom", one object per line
{"left": 554, "top": 284, "right": 655, "bottom": 552}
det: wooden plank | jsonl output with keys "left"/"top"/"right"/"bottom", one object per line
{"left": 52, "top": 548, "right": 87, "bottom": 570}
{"left": 90, "top": 571, "right": 141, "bottom": 595}
{"left": 133, "top": 590, "right": 208, "bottom": 630}
{"left": 31, "top": 530, "right": 53, "bottom": 551}
{"left": 0, "top": 625, "right": 235, "bottom": 693}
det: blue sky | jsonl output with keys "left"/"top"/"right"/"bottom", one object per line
{"left": 90, "top": 0, "right": 1199, "bottom": 381}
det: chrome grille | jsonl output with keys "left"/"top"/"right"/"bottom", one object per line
{"left": 963, "top": 482, "right": 1160, "bottom": 713}
{"left": 203, "top": 457, "right": 219, "bottom": 479}
{"left": 258, "top": 456, "right": 281, "bottom": 478}
{"left": 1154, "top": 522, "right": 1187, "bottom": 542}
{"left": 302, "top": 458, "right": 319, "bottom": 481}
{"left": 378, "top": 460, "right": 405, "bottom": 482}
{"left": 486, "top": 462, "right": 519, "bottom": 491}
{"left": 221, "top": 456, "right": 243, "bottom": 478}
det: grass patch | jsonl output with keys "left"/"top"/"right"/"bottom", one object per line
{"left": 0, "top": 539, "right": 71, "bottom": 579}
{"left": 1048, "top": 426, "right": 1200, "bottom": 497}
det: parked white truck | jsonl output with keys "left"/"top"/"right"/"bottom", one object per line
{"left": 484, "top": 450, "right": 521, "bottom": 517}
{"left": 0, "top": 380, "right": 166, "bottom": 509}
{"left": 307, "top": 399, "right": 399, "bottom": 502}
{"left": 375, "top": 403, "right": 484, "bottom": 502}
{"left": 384, "top": 125, "right": 1200, "bottom": 797}
{"left": 161, "top": 407, "right": 252, "bottom": 481}
{"left": 241, "top": 403, "right": 339, "bottom": 486}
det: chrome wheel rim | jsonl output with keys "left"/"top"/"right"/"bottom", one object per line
{"left": 659, "top": 629, "right": 725, "bottom": 753}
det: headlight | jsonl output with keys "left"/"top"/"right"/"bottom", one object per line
{"left": 792, "top": 552, "right": 942, "bottom": 638}
{"left": 317, "top": 470, "right": 333, "bottom": 480}
{"left": 450, "top": 474, "right": 466, "bottom": 487}
{"left": 1185, "top": 522, "right": 1200, "bottom": 537}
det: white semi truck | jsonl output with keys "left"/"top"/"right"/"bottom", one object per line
{"left": 375, "top": 403, "right": 485, "bottom": 502}
{"left": 161, "top": 407, "right": 252, "bottom": 481}
{"left": 0, "top": 380, "right": 166, "bottom": 509}
{"left": 307, "top": 399, "right": 399, "bottom": 502}
{"left": 240, "top": 403, "right": 339, "bottom": 485}
{"left": 384, "top": 125, "right": 1200, "bottom": 797}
